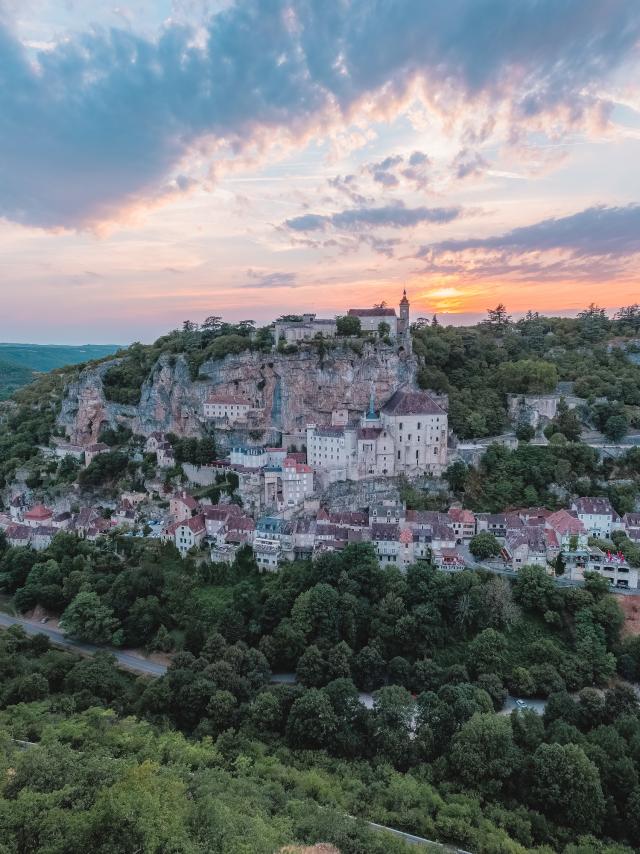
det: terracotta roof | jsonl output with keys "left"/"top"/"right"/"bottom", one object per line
{"left": 328, "top": 511, "right": 368, "bottom": 527}
{"left": 173, "top": 493, "right": 199, "bottom": 510}
{"left": 506, "top": 528, "right": 547, "bottom": 553}
{"left": 348, "top": 308, "right": 396, "bottom": 317}
{"left": 284, "top": 457, "right": 313, "bottom": 473}
{"left": 86, "top": 443, "right": 109, "bottom": 452}
{"left": 24, "top": 504, "right": 53, "bottom": 521}
{"left": 381, "top": 389, "right": 445, "bottom": 416}
{"left": 448, "top": 508, "right": 475, "bottom": 524}
{"left": 171, "top": 514, "right": 205, "bottom": 535}
{"left": 546, "top": 509, "right": 584, "bottom": 535}
{"left": 399, "top": 528, "right": 413, "bottom": 544}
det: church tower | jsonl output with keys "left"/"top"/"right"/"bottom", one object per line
{"left": 399, "top": 289, "right": 410, "bottom": 333}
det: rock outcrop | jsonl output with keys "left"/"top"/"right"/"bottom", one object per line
{"left": 58, "top": 341, "right": 418, "bottom": 448}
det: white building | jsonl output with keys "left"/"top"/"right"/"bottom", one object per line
{"left": 305, "top": 425, "right": 356, "bottom": 482}
{"left": 167, "top": 514, "right": 206, "bottom": 556}
{"left": 203, "top": 394, "right": 254, "bottom": 422}
{"left": 264, "top": 457, "right": 314, "bottom": 511}
{"left": 230, "top": 446, "right": 270, "bottom": 468}
{"left": 570, "top": 497, "right": 622, "bottom": 538}
{"left": 347, "top": 307, "right": 399, "bottom": 336}
{"left": 380, "top": 388, "right": 448, "bottom": 477}
{"left": 346, "top": 291, "right": 410, "bottom": 338}
{"left": 306, "top": 387, "right": 448, "bottom": 483}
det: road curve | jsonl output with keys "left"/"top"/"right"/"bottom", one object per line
{"left": 0, "top": 612, "right": 167, "bottom": 676}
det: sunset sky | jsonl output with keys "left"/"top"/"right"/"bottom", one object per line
{"left": 1, "top": 0, "right": 640, "bottom": 343}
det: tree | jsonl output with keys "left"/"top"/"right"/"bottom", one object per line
{"left": 469, "top": 532, "right": 502, "bottom": 561}
{"left": 513, "top": 565, "right": 555, "bottom": 613}
{"left": 449, "top": 712, "right": 519, "bottom": 794}
{"left": 353, "top": 644, "right": 386, "bottom": 691}
{"left": 577, "top": 303, "right": 609, "bottom": 342}
{"left": 529, "top": 742, "right": 605, "bottom": 832}
{"left": 485, "top": 304, "right": 511, "bottom": 331}
{"left": 285, "top": 688, "right": 338, "bottom": 749}
{"left": 444, "top": 461, "right": 468, "bottom": 493}
{"left": 370, "top": 685, "right": 414, "bottom": 768}
{"left": 296, "top": 645, "right": 327, "bottom": 687}
{"left": 497, "top": 359, "right": 558, "bottom": 394}
{"left": 336, "top": 315, "right": 361, "bottom": 336}
{"left": 466, "top": 629, "right": 507, "bottom": 678}
{"left": 61, "top": 591, "right": 120, "bottom": 644}
{"left": 603, "top": 414, "right": 628, "bottom": 442}
{"left": 377, "top": 321, "right": 391, "bottom": 338}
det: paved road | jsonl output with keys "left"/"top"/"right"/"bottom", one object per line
{"left": 0, "top": 613, "right": 167, "bottom": 676}
{"left": 365, "top": 820, "right": 472, "bottom": 852}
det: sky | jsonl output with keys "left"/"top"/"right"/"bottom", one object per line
{"left": 0, "top": 0, "right": 639, "bottom": 344}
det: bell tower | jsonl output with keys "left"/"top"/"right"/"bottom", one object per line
{"left": 399, "top": 289, "right": 410, "bottom": 332}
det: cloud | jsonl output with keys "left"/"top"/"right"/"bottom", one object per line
{"left": 425, "top": 204, "right": 640, "bottom": 257}
{"left": 243, "top": 270, "right": 300, "bottom": 288}
{"left": 418, "top": 204, "right": 640, "bottom": 281}
{"left": 1, "top": 0, "right": 639, "bottom": 228}
{"left": 451, "top": 148, "right": 488, "bottom": 179}
{"left": 285, "top": 202, "right": 462, "bottom": 232}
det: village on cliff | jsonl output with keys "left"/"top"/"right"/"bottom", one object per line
{"left": 2, "top": 294, "right": 639, "bottom": 590}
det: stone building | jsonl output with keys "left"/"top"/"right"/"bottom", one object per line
{"left": 306, "top": 385, "right": 448, "bottom": 483}
{"left": 274, "top": 314, "right": 337, "bottom": 346}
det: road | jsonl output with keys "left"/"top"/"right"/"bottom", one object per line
{"left": 0, "top": 613, "right": 168, "bottom": 676}
{"left": 365, "top": 820, "right": 473, "bottom": 852}
{"left": 0, "top": 613, "right": 477, "bottom": 852}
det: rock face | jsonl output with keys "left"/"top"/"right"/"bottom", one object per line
{"left": 58, "top": 341, "right": 418, "bottom": 449}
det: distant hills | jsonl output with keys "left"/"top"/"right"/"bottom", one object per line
{"left": 0, "top": 342, "right": 121, "bottom": 400}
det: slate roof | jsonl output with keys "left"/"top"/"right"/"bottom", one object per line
{"left": 381, "top": 389, "right": 445, "bottom": 416}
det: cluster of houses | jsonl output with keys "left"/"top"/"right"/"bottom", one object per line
{"left": 2, "top": 485, "right": 639, "bottom": 590}
{"left": 159, "top": 492, "right": 640, "bottom": 590}
{"left": 480, "top": 497, "right": 639, "bottom": 588}
{"left": 1, "top": 498, "right": 127, "bottom": 549}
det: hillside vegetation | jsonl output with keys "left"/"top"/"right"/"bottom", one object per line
{"left": 413, "top": 304, "right": 640, "bottom": 440}
{"left": 1, "top": 533, "right": 640, "bottom": 851}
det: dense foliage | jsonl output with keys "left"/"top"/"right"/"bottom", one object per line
{"left": 2, "top": 532, "right": 640, "bottom": 851}
{"left": 412, "top": 306, "right": 640, "bottom": 440}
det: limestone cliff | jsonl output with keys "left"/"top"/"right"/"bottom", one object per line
{"left": 58, "top": 341, "right": 418, "bottom": 448}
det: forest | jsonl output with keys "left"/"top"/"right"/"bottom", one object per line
{"left": 1, "top": 532, "right": 640, "bottom": 852}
